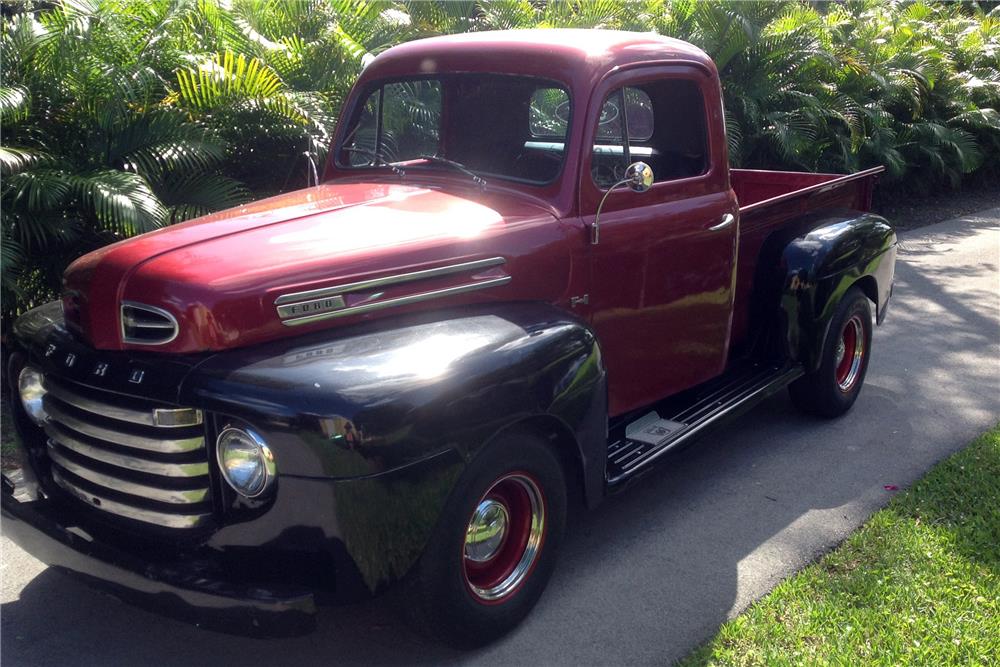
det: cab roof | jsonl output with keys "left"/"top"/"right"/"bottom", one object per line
{"left": 361, "top": 29, "right": 716, "bottom": 87}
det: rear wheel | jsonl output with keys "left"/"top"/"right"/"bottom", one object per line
{"left": 789, "top": 286, "right": 873, "bottom": 418}
{"left": 403, "top": 431, "right": 567, "bottom": 648}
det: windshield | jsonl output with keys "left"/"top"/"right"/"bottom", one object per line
{"left": 336, "top": 74, "right": 571, "bottom": 186}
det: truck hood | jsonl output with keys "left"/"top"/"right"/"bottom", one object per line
{"left": 63, "top": 182, "right": 571, "bottom": 353}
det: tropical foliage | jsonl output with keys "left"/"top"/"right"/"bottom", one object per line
{"left": 2, "top": 0, "right": 999, "bottom": 324}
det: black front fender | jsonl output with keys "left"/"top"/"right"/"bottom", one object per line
{"left": 181, "top": 302, "right": 608, "bottom": 590}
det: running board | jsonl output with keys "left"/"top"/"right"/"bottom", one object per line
{"left": 606, "top": 364, "right": 802, "bottom": 485}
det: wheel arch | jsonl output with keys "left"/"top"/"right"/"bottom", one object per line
{"left": 481, "top": 413, "right": 591, "bottom": 513}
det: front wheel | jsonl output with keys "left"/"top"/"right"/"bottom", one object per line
{"left": 403, "top": 431, "right": 567, "bottom": 648}
{"left": 789, "top": 286, "right": 873, "bottom": 418}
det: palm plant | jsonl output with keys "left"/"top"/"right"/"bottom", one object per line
{"left": 176, "top": 0, "right": 433, "bottom": 193}
{"left": 1, "top": 0, "right": 248, "bottom": 321}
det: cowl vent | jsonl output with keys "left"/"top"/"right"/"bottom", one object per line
{"left": 121, "top": 302, "right": 178, "bottom": 345}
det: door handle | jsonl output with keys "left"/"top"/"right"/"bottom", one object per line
{"left": 709, "top": 213, "right": 735, "bottom": 232}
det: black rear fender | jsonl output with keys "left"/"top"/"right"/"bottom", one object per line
{"left": 759, "top": 210, "right": 896, "bottom": 372}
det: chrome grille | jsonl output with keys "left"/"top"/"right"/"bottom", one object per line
{"left": 41, "top": 375, "right": 212, "bottom": 529}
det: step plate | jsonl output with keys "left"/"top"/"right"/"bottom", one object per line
{"left": 606, "top": 364, "right": 800, "bottom": 484}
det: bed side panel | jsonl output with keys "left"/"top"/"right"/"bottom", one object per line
{"left": 730, "top": 169, "right": 882, "bottom": 354}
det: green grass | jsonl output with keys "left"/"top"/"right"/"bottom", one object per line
{"left": 1, "top": 397, "right": 18, "bottom": 470}
{"left": 681, "top": 425, "right": 1000, "bottom": 667}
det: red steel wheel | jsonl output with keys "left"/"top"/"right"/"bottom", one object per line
{"left": 834, "top": 314, "right": 866, "bottom": 392}
{"left": 788, "top": 286, "right": 873, "bottom": 418}
{"left": 403, "top": 432, "right": 566, "bottom": 648}
{"left": 462, "top": 472, "right": 546, "bottom": 604}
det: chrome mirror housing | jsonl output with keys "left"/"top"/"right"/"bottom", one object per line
{"left": 625, "top": 161, "right": 654, "bottom": 192}
{"left": 592, "top": 161, "right": 655, "bottom": 245}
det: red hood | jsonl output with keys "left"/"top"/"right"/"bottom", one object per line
{"left": 63, "top": 182, "right": 573, "bottom": 353}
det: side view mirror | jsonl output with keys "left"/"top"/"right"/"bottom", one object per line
{"left": 592, "top": 161, "right": 654, "bottom": 245}
{"left": 625, "top": 161, "right": 654, "bottom": 193}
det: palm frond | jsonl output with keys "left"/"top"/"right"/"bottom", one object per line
{"left": 176, "top": 51, "right": 284, "bottom": 109}
{"left": 157, "top": 172, "right": 250, "bottom": 223}
{"left": 69, "top": 169, "right": 167, "bottom": 235}
{"left": 108, "top": 110, "right": 227, "bottom": 178}
{"left": 0, "top": 85, "right": 31, "bottom": 123}
{"left": 0, "top": 147, "right": 51, "bottom": 176}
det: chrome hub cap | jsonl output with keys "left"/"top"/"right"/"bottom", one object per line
{"left": 465, "top": 499, "right": 509, "bottom": 562}
{"left": 462, "top": 473, "right": 546, "bottom": 603}
{"left": 835, "top": 315, "right": 865, "bottom": 392}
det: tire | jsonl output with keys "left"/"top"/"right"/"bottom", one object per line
{"left": 789, "top": 286, "right": 873, "bottom": 418}
{"left": 402, "top": 430, "right": 567, "bottom": 648}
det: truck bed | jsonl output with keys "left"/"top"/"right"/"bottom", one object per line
{"left": 729, "top": 166, "right": 885, "bottom": 353}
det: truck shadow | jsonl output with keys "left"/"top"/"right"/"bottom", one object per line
{"left": 3, "top": 235, "right": 998, "bottom": 666}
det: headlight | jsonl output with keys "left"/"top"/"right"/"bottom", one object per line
{"left": 18, "top": 366, "right": 48, "bottom": 425}
{"left": 216, "top": 426, "right": 276, "bottom": 498}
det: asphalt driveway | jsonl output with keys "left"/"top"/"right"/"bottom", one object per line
{"left": 2, "top": 208, "right": 998, "bottom": 666}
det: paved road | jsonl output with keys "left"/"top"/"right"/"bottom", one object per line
{"left": 3, "top": 209, "right": 998, "bottom": 666}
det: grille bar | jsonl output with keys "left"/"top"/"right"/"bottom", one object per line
{"left": 38, "top": 372, "right": 213, "bottom": 530}
{"left": 44, "top": 423, "right": 210, "bottom": 477}
{"left": 52, "top": 469, "right": 210, "bottom": 529}
{"left": 43, "top": 400, "right": 204, "bottom": 453}
{"left": 43, "top": 377, "right": 202, "bottom": 428}
{"left": 47, "top": 444, "right": 209, "bottom": 505}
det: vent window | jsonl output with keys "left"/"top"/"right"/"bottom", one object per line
{"left": 121, "top": 302, "right": 178, "bottom": 345}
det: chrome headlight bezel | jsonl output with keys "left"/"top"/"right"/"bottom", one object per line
{"left": 17, "top": 366, "right": 48, "bottom": 426}
{"left": 216, "top": 426, "right": 276, "bottom": 498}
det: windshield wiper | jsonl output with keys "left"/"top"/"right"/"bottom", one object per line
{"left": 340, "top": 146, "right": 406, "bottom": 177}
{"left": 417, "top": 155, "right": 487, "bottom": 190}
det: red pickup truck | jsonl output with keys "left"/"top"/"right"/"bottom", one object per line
{"left": 4, "top": 30, "right": 896, "bottom": 646}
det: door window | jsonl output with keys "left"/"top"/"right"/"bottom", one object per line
{"left": 591, "top": 79, "right": 709, "bottom": 189}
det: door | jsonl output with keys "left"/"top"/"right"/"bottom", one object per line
{"left": 580, "top": 67, "right": 739, "bottom": 416}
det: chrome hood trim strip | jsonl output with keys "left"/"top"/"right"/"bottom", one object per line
{"left": 275, "top": 257, "right": 509, "bottom": 326}
{"left": 274, "top": 257, "right": 506, "bottom": 306}
{"left": 280, "top": 276, "right": 512, "bottom": 327}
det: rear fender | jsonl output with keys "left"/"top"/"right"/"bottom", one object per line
{"left": 776, "top": 210, "right": 896, "bottom": 372}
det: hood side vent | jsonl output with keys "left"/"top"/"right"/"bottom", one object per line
{"left": 121, "top": 302, "right": 178, "bottom": 345}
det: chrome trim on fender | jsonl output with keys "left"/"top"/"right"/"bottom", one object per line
{"left": 274, "top": 257, "right": 507, "bottom": 306}
{"left": 51, "top": 468, "right": 211, "bottom": 528}
{"left": 280, "top": 276, "right": 513, "bottom": 327}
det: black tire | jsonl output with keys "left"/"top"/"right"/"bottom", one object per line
{"left": 402, "top": 430, "right": 567, "bottom": 648}
{"left": 789, "top": 286, "right": 873, "bottom": 418}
